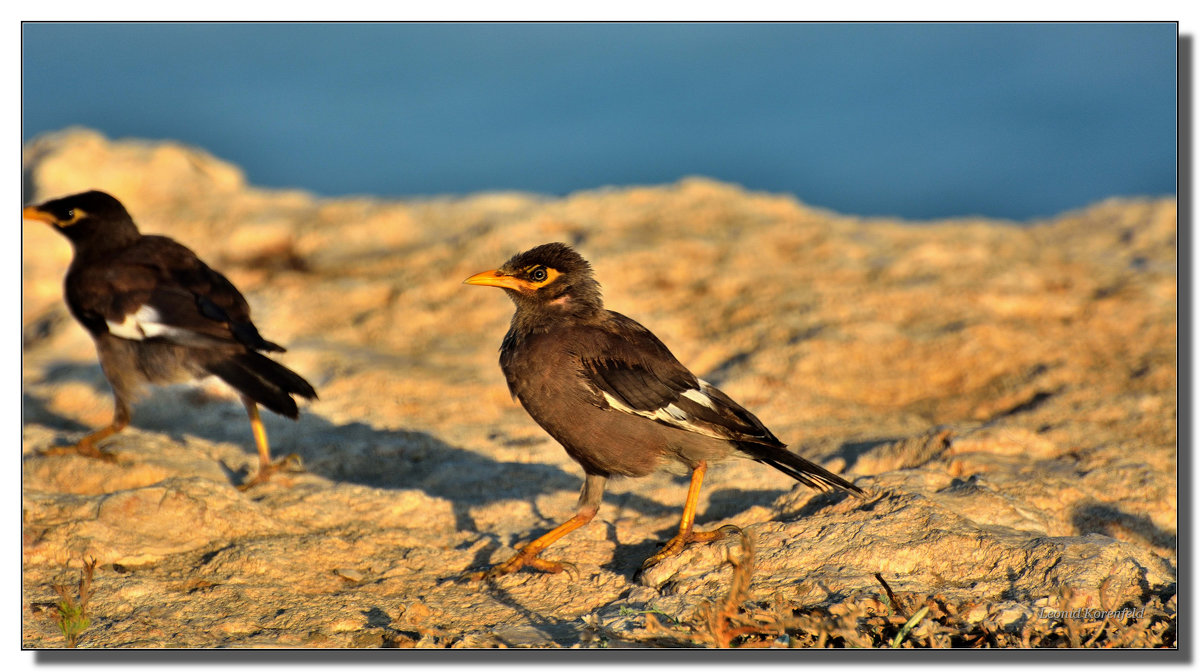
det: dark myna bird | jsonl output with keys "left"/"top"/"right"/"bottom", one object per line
{"left": 23, "top": 190, "right": 317, "bottom": 489}
{"left": 464, "top": 242, "right": 864, "bottom": 579}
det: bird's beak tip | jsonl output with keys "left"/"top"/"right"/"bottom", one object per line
{"left": 464, "top": 269, "right": 533, "bottom": 292}
{"left": 464, "top": 269, "right": 504, "bottom": 287}
{"left": 22, "top": 205, "right": 56, "bottom": 225}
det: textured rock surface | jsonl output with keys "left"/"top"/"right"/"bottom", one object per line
{"left": 21, "top": 128, "right": 1176, "bottom": 647}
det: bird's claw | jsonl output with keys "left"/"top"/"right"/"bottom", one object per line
{"left": 459, "top": 553, "right": 577, "bottom": 582}
{"left": 236, "top": 477, "right": 265, "bottom": 492}
{"left": 458, "top": 569, "right": 491, "bottom": 583}
{"left": 715, "top": 523, "right": 743, "bottom": 537}
{"left": 237, "top": 454, "right": 304, "bottom": 491}
{"left": 641, "top": 524, "right": 743, "bottom": 570}
{"left": 277, "top": 453, "right": 305, "bottom": 472}
{"left": 459, "top": 563, "right": 518, "bottom": 583}
{"left": 557, "top": 560, "right": 581, "bottom": 581}
{"left": 39, "top": 441, "right": 119, "bottom": 463}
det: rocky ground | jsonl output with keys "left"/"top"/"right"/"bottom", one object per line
{"left": 20, "top": 128, "right": 1176, "bottom": 648}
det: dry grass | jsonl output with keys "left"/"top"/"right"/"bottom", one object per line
{"left": 632, "top": 535, "right": 1175, "bottom": 649}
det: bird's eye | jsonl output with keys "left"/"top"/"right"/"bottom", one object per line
{"left": 64, "top": 209, "right": 75, "bottom": 220}
{"left": 530, "top": 267, "right": 548, "bottom": 282}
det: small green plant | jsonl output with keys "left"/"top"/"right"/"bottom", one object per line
{"left": 51, "top": 558, "right": 97, "bottom": 648}
{"left": 891, "top": 605, "right": 930, "bottom": 648}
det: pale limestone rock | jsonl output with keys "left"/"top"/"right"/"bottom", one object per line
{"left": 21, "top": 130, "right": 1176, "bottom": 647}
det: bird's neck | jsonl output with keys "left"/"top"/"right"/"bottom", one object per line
{"left": 509, "top": 297, "right": 605, "bottom": 335}
{"left": 68, "top": 223, "right": 142, "bottom": 258}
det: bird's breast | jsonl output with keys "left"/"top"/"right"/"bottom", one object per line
{"left": 498, "top": 329, "right": 670, "bottom": 478}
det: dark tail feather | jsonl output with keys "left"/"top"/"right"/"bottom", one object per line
{"left": 231, "top": 322, "right": 286, "bottom": 353}
{"left": 738, "top": 442, "right": 866, "bottom": 498}
{"left": 204, "top": 353, "right": 317, "bottom": 419}
{"left": 235, "top": 352, "right": 318, "bottom": 400}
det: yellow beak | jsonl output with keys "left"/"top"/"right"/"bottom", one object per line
{"left": 463, "top": 269, "right": 536, "bottom": 292}
{"left": 22, "top": 205, "right": 57, "bottom": 225}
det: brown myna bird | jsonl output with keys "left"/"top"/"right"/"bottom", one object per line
{"left": 464, "top": 242, "right": 864, "bottom": 579}
{"left": 23, "top": 190, "right": 317, "bottom": 489}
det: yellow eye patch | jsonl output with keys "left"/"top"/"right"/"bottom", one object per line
{"left": 57, "top": 208, "right": 88, "bottom": 227}
{"left": 523, "top": 265, "right": 561, "bottom": 288}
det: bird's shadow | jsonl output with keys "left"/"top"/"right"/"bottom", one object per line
{"left": 21, "top": 361, "right": 672, "bottom": 559}
{"left": 1070, "top": 503, "right": 1177, "bottom": 552}
{"left": 23, "top": 361, "right": 868, "bottom": 583}
{"left": 701, "top": 486, "right": 790, "bottom": 524}
{"left": 21, "top": 392, "right": 91, "bottom": 434}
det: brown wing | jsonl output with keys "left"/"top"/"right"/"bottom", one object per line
{"left": 573, "top": 311, "right": 783, "bottom": 448}
{"left": 66, "top": 235, "right": 282, "bottom": 352}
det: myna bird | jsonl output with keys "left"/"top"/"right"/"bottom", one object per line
{"left": 23, "top": 190, "right": 317, "bottom": 489}
{"left": 464, "top": 242, "right": 864, "bottom": 579}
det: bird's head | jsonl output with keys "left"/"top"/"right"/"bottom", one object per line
{"left": 23, "top": 190, "right": 139, "bottom": 247}
{"left": 464, "top": 242, "right": 604, "bottom": 318}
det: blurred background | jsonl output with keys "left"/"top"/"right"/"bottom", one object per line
{"left": 22, "top": 22, "right": 1177, "bottom": 221}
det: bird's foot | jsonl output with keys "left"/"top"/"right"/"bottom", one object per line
{"left": 461, "top": 552, "right": 578, "bottom": 582}
{"left": 237, "top": 453, "right": 304, "bottom": 491}
{"left": 641, "top": 524, "right": 742, "bottom": 570}
{"left": 39, "top": 440, "right": 119, "bottom": 463}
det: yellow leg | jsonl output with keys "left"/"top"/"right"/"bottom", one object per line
{"left": 641, "top": 460, "right": 738, "bottom": 569}
{"left": 464, "top": 507, "right": 597, "bottom": 581}
{"left": 236, "top": 398, "right": 302, "bottom": 490}
{"left": 247, "top": 401, "right": 271, "bottom": 467}
{"left": 41, "top": 401, "right": 129, "bottom": 462}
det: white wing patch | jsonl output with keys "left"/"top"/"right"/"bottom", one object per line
{"left": 663, "top": 403, "right": 688, "bottom": 421}
{"left": 682, "top": 384, "right": 718, "bottom": 410}
{"left": 598, "top": 389, "right": 728, "bottom": 440}
{"left": 106, "top": 305, "right": 189, "bottom": 341}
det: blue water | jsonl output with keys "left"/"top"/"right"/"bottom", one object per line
{"left": 22, "top": 22, "right": 1177, "bottom": 220}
